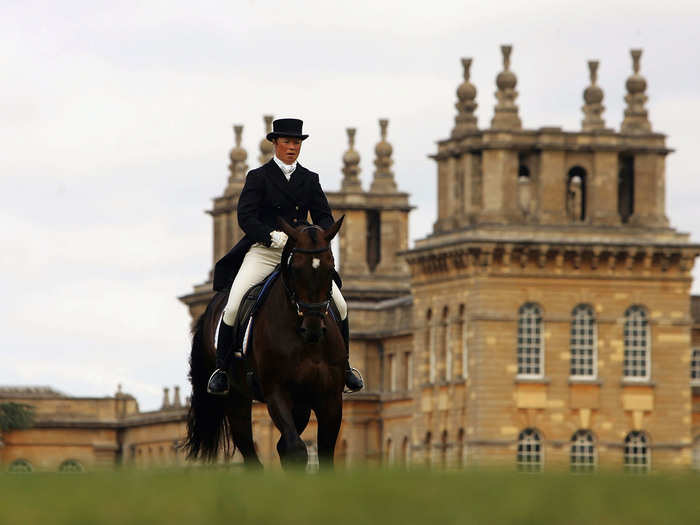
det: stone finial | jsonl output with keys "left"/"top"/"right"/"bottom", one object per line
{"left": 258, "top": 114, "right": 274, "bottom": 164}
{"left": 370, "top": 119, "right": 398, "bottom": 193}
{"left": 490, "top": 45, "right": 522, "bottom": 130}
{"left": 172, "top": 386, "right": 181, "bottom": 408}
{"left": 452, "top": 58, "right": 478, "bottom": 138}
{"left": 581, "top": 61, "right": 606, "bottom": 131}
{"left": 225, "top": 124, "right": 248, "bottom": 196}
{"left": 161, "top": 387, "right": 170, "bottom": 410}
{"left": 341, "top": 128, "right": 362, "bottom": 191}
{"left": 621, "top": 49, "right": 651, "bottom": 134}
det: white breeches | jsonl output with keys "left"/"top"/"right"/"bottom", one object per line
{"left": 222, "top": 244, "right": 347, "bottom": 326}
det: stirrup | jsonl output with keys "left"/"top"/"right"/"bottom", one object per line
{"left": 207, "top": 369, "right": 230, "bottom": 396}
{"left": 343, "top": 367, "right": 364, "bottom": 394}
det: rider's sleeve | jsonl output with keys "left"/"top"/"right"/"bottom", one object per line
{"left": 238, "top": 171, "right": 274, "bottom": 246}
{"left": 308, "top": 172, "right": 334, "bottom": 230}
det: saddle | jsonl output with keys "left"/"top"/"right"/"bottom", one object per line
{"left": 220, "top": 266, "right": 340, "bottom": 402}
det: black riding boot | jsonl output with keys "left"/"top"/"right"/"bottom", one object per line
{"left": 341, "top": 317, "right": 363, "bottom": 392}
{"left": 207, "top": 319, "right": 235, "bottom": 396}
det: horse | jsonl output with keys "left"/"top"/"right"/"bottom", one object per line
{"left": 183, "top": 216, "right": 346, "bottom": 470}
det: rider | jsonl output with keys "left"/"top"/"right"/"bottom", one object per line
{"left": 207, "top": 118, "right": 364, "bottom": 396}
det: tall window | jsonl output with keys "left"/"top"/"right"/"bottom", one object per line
{"left": 443, "top": 306, "right": 452, "bottom": 381}
{"left": 387, "top": 354, "right": 396, "bottom": 392}
{"left": 402, "top": 437, "right": 411, "bottom": 468}
{"left": 624, "top": 431, "right": 650, "bottom": 473}
{"left": 517, "top": 428, "right": 543, "bottom": 472}
{"left": 427, "top": 309, "right": 437, "bottom": 383}
{"left": 385, "top": 438, "right": 395, "bottom": 466}
{"left": 424, "top": 432, "right": 433, "bottom": 469}
{"left": 459, "top": 304, "right": 468, "bottom": 378}
{"left": 440, "top": 431, "right": 448, "bottom": 469}
{"left": 457, "top": 428, "right": 467, "bottom": 468}
{"left": 567, "top": 166, "right": 587, "bottom": 222}
{"left": 366, "top": 209, "right": 381, "bottom": 272}
{"left": 404, "top": 352, "right": 414, "bottom": 391}
{"left": 570, "top": 305, "right": 597, "bottom": 378}
{"left": 618, "top": 155, "right": 635, "bottom": 223}
{"left": 570, "top": 430, "right": 596, "bottom": 473}
{"left": 623, "top": 306, "right": 650, "bottom": 380}
{"left": 517, "top": 303, "right": 544, "bottom": 378}
{"left": 691, "top": 348, "right": 700, "bottom": 384}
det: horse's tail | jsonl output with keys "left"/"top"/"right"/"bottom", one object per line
{"left": 183, "top": 292, "right": 234, "bottom": 461}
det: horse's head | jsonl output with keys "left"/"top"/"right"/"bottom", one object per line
{"left": 278, "top": 216, "right": 344, "bottom": 344}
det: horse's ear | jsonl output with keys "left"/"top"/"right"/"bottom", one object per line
{"left": 324, "top": 215, "right": 344, "bottom": 242}
{"left": 276, "top": 216, "right": 298, "bottom": 240}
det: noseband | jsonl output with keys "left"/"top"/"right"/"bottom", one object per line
{"left": 282, "top": 228, "right": 333, "bottom": 319}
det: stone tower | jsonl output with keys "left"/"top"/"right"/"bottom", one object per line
{"left": 402, "top": 46, "right": 699, "bottom": 469}
{"left": 326, "top": 120, "right": 413, "bottom": 302}
{"left": 179, "top": 118, "right": 272, "bottom": 321}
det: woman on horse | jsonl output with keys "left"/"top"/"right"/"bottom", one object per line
{"left": 207, "top": 118, "right": 364, "bottom": 396}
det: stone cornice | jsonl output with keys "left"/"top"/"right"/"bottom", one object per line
{"left": 404, "top": 240, "right": 699, "bottom": 278}
{"left": 432, "top": 127, "right": 672, "bottom": 158}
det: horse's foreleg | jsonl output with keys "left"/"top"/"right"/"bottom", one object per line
{"left": 226, "top": 397, "right": 263, "bottom": 469}
{"left": 266, "top": 390, "right": 308, "bottom": 469}
{"left": 314, "top": 394, "right": 342, "bottom": 470}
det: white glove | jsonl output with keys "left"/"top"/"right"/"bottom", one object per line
{"left": 270, "top": 230, "right": 288, "bottom": 249}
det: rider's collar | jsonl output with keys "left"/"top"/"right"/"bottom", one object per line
{"left": 273, "top": 156, "right": 297, "bottom": 180}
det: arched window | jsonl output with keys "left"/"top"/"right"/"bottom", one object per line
{"left": 58, "top": 459, "right": 84, "bottom": 473}
{"left": 623, "top": 306, "right": 650, "bottom": 380}
{"left": 517, "top": 303, "right": 544, "bottom": 378}
{"left": 440, "top": 430, "right": 448, "bottom": 469}
{"left": 570, "top": 430, "right": 596, "bottom": 472}
{"left": 691, "top": 348, "right": 700, "bottom": 385}
{"left": 624, "top": 431, "right": 650, "bottom": 473}
{"left": 424, "top": 432, "right": 433, "bottom": 469}
{"left": 402, "top": 437, "right": 411, "bottom": 468}
{"left": 570, "top": 305, "right": 597, "bottom": 378}
{"left": 517, "top": 428, "right": 543, "bottom": 472}
{"left": 385, "top": 437, "right": 395, "bottom": 466}
{"left": 8, "top": 459, "right": 33, "bottom": 473}
{"left": 457, "top": 428, "right": 467, "bottom": 469}
{"left": 567, "top": 167, "right": 587, "bottom": 221}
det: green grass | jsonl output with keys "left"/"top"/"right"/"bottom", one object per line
{"left": 1, "top": 467, "right": 699, "bottom": 525}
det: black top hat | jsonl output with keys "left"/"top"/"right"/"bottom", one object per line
{"left": 266, "top": 118, "right": 309, "bottom": 141}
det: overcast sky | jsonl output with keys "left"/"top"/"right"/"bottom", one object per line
{"left": 2, "top": 1, "right": 700, "bottom": 410}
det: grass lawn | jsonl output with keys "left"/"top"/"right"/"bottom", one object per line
{"left": 1, "top": 467, "right": 698, "bottom": 524}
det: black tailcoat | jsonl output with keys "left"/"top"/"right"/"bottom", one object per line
{"left": 212, "top": 159, "right": 335, "bottom": 291}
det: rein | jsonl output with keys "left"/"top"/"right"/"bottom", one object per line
{"left": 282, "top": 228, "right": 333, "bottom": 319}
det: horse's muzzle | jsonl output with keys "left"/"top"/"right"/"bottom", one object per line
{"left": 299, "top": 321, "right": 326, "bottom": 344}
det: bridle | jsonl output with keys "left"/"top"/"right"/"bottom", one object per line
{"left": 282, "top": 226, "right": 333, "bottom": 319}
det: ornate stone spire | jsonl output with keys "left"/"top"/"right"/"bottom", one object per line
{"left": 341, "top": 128, "right": 362, "bottom": 191}
{"left": 258, "top": 114, "right": 274, "bottom": 164}
{"left": 490, "top": 45, "right": 522, "bottom": 130}
{"left": 225, "top": 124, "right": 247, "bottom": 196}
{"left": 370, "top": 119, "right": 397, "bottom": 193}
{"left": 452, "top": 57, "right": 478, "bottom": 138}
{"left": 582, "top": 61, "right": 606, "bottom": 131}
{"left": 621, "top": 49, "right": 651, "bottom": 134}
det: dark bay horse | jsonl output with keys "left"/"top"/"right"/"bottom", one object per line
{"left": 184, "top": 217, "right": 346, "bottom": 469}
